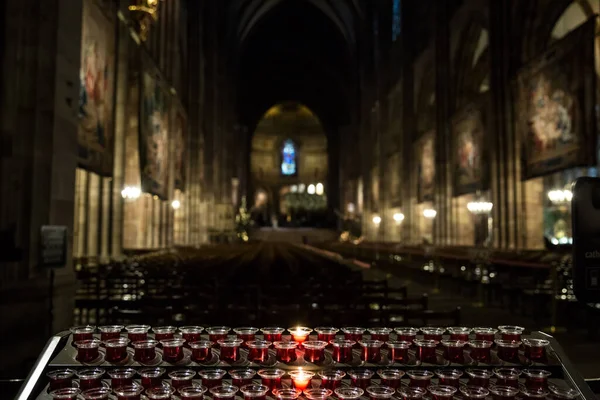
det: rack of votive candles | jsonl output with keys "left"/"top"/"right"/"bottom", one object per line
{"left": 12, "top": 325, "right": 598, "bottom": 400}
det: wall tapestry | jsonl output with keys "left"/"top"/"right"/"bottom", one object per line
{"left": 417, "top": 131, "right": 435, "bottom": 203}
{"left": 78, "top": 0, "right": 115, "bottom": 176}
{"left": 174, "top": 112, "right": 187, "bottom": 191}
{"left": 516, "top": 19, "right": 596, "bottom": 180}
{"left": 140, "top": 71, "right": 169, "bottom": 198}
{"left": 452, "top": 104, "right": 486, "bottom": 196}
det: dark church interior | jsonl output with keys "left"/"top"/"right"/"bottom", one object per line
{"left": 1, "top": 0, "right": 600, "bottom": 399}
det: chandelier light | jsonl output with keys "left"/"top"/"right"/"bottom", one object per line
{"left": 467, "top": 201, "right": 493, "bottom": 214}
{"left": 393, "top": 213, "right": 405, "bottom": 223}
{"left": 372, "top": 215, "right": 382, "bottom": 225}
{"left": 423, "top": 209, "right": 437, "bottom": 219}
{"left": 307, "top": 184, "right": 316, "bottom": 195}
{"left": 547, "top": 189, "right": 572, "bottom": 204}
{"left": 171, "top": 200, "right": 181, "bottom": 210}
{"left": 121, "top": 186, "right": 141, "bottom": 200}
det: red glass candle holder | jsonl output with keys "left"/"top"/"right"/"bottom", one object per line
{"left": 441, "top": 340, "right": 466, "bottom": 364}
{"left": 197, "top": 369, "right": 226, "bottom": 389}
{"left": 489, "top": 385, "right": 520, "bottom": 400}
{"left": 152, "top": 326, "right": 176, "bottom": 342}
{"left": 495, "top": 340, "right": 521, "bottom": 363}
{"left": 81, "top": 387, "right": 111, "bottom": 400}
{"left": 421, "top": 327, "right": 445, "bottom": 342}
{"left": 473, "top": 327, "right": 497, "bottom": 342}
{"left": 397, "top": 387, "right": 427, "bottom": 400}
{"left": 494, "top": 368, "right": 521, "bottom": 388}
{"left": 367, "top": 386, "right": 395, "bottom": 400}
{"left": 138, "top": 367, "right": 165, "bottom": 390}
{"left": 342, "top": 327, "right": 366, "bottom": 346}
{"left": 315, "top": 327, "right": 339, "bottom": 344}
{"left": 77, "top": 368, "right": 105, "bottom": 391}
{"left": 70, "top": 325, "right": 96, "bottom": 345}
{"left": 434, "top": 369, "right": 463, "bottom": 388}
{"left": 98, "top": 325, "right": 123, "bottom": 342}
{"left": 447, "top": 327, "right": 471, "bottom": 341}
{"left": 427, "top": 385, "right": 457, "bottom": 400}
{"left": 210, "top": 385, "right": 239, "bottom": 400}
{"left": 335, "top": 387, "right": 364, "bottom": 400}
{"left": 178, "top": 385, "right": 208, "bottom": 400}
{"left": 347, "top": 369, "right": 374, "bottom": 390}
{"left": 273, "top": 388, "right": 302, "bottom": 400}
{"left": 230, "top": 369, "right": 257, "bottom": 388}
{"left": 387, "top": 340, "right": 411, "bottom": 363}
{"left": 359, "top": 339, "right": 384, "bottom": 363}
{"left": 169, "top": 369, "right": 197, "bottom": 390}
{"left": 498, "top": 326, "right": 524, "bottom": 342}
{"left": 377, "top": 369, "right": 404, "bottom": 389}
{"left": 125, "top": 325, "right": 150, "bottom": 344}
{"left": 395, "top": 327, "right": 418, "bottom": 343}
{"left": 180, "top": 326, "right": 203, "bottom": 345}
{"left": 520, "top": 386, "right": 548, "bottom": 400}
{"left": 406, "top": 370, "right": 434, "bottom": 388}
{"left": 262, "top": 327, "right": 285, "bottom": 343}
{"left": 523, "top": 339, "right": 549, "bottom": 362}
{"left": 290, "top": 370, "right": 315, "bottom": 391}
{"left": 113, "top": 383, "right": 144, "bottom": 400}
{"left": 289, "top": 327, "right": 313, "bottom": 348}
{"left": 218, "top": 338, "right": 243, "bottom": 362}
{"left": 548, "top": 384, "right": 579, "bottom": 400}
{"left": 108, "top": 368, "right": 136, "bottom": 389}
{"left": 460, "top": 386, "right": 490, "bottom": 400}
{"left": 75, "top": 339, "right": 102, "bottom": 363}
{"left": 304, "top": 388, "right": 333, "bottom": 400}
{"left": 161, "top": 338, "right": 185, "bottom": 363}
{"left": 50, "top": 387, "right": 81, "bottom": 400}
{"left": 466, "top": 369, "right": 493, "bottom": 388}
{"left": 469, "top": 340, "right": 493, "bottom": 363}
{"left": 235, "top": 327, "right": 259, "bottom": 347}
{"left": 330, "top": 339, "right": 354, "bottom": 363}
{"left": 522, "top": 369, "right": 551, "bottom": 391}
{"left": 319, "top": 370, "right": 346, "bottom": 390}
{"left": 368, "top": 327, "right": 392, "bottom": 343}
{"left": 207, "top": 326, "right": 230, "bottom": 344}
{"left": 146, "top": 385, "right": 175, "bottom": 400}
{"left": 189, "top": 340, "right": 213, "bottom": 362}
{"left": 273, "top": 341, "right": 297, "bottom": 363}
{"left": 132, "top": 339, "right": 158, "bottom": 364}
{"left": 104, "top": 337, "right": 129, "bottom": 363}
{"left": 241, "top": 384, "right": 270, "bottom": 400}
{"left": 257, "top": 369, "right": 286, "bottom": 391}
{"left": 47, "top": 369, "right": 76, "bottom": 391}
{"left": 414, "top": 339, "right": 438, "bottom": 364}
{"left": 248, "top": 340, "right": 272, "bottom": 363}
{"left": 304, "top": 340, "right": 328, "bottom": 363}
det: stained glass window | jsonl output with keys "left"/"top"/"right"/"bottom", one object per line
{"left": 392, "top": 0, "right": 401, "bottom": 41}
{"left": 281, "top": 139, "right": 297, "bottom": 176}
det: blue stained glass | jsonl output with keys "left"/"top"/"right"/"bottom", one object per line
{"left": 392, "top": 0, "right": 401, "bottom": 41}
{"left": 281, "top": 140, "right": 296, "bottom": 175}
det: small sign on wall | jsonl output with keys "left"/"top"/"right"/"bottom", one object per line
{"left": 40, "top": 226, "right": 67, "bottom": 268}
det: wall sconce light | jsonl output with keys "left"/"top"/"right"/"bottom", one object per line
{"left": 316, "top": 183, "right": 324, "bottom": 195}
{"left": 121, "top": 186, "right": 141, "bottom": 200}
{"left": 467, "top": 201, "right": 493, "bottom": 214}
{"left": 547, "top": 189, "right": 572, "bottom": 204}
{"left": 171, "top": 200, "right": 181, "bottom": 210}
{"left": 393, "top": 213, "right": 405, "bottom": 223}
{"left": 307, "top": 184, "right": 316, "bottom": 195}
{"left": 372, "top": 215, "right": 382, "bottom": 225}
{"left": 423, "top": 209, "right": 437, "bottom": 219}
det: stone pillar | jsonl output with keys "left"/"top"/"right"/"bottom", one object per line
{"left": 100, "top": 177, "right": 111, "bottom": 259}
{"left": 87, "top": 172, "right": 100, "bottom": 261}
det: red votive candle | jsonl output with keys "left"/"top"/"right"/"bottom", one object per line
{"left": 335, "top": 387, "right": 364, "bottom": 400}
{"left": 330, "top": 339, "right": 355, "bottom": 363}
{"left": 427, "top": 385, "right": 457, "bottom": 400}
{"left": 207, "top": 326, "right": 230, "bottom": 344}
{"left": 108, "top": 368, "right": 136, "bottom": 389}
{"left": 303, "top": 340, "right": 328, "bottom": 363}
{"left": 397, "top": 387, "right": 427, "bottom": 400}
{"left": 342, "top": 327, "right": 366, "bottom": 346}
{"left": 180, "top": 326, "right": 203, "bottom": 345}
{"left": 49, "top": 387, "right": 81, "bottom": 400}
{"left": 441, "top": 340, "right": 466, "bottom": 364}
{"left": 211, "top": 385, "right": 239, "bottom": 400}
{"left": 230, "top": 369, "right": 257, "bottom": 388}
{"left": 273, "top": 388, "right": 301, "bottom": 400}
{"left": 289, "top": 370, "right": 314, "bottom": 391}
{"left": 258, "top": 369, "right": 285, "bottom": 391}
{"left": 179, "top": 385, "right": 208, "bottom": 400}
{"left": 319, "top": 370, "right": 345, "bottom": 390}
{"left": 169, "top": 369, "right": 197, "bottom": 390}
{"left": 377, "top": 369, "right": 404, "bottom": 389}
{"left": 273, "top": 341, "right": 297, "bottom": 363}
{"left": 315, "top": 327, "right": 339, "bottom": 344}
{"left": 347, "top": 369, "right": 374, "bottom": 390}
{"left": 76, "top": 368, "right": 104, "bottom": 391}
{"left": 466, "top": 368, "right": 493, "bottom": 388}
{"left": 494, "top": 368, "right": 521, "bottom": 388}
{"left": 218, "top": 338, "right": 243, "bottom": 363}
{"left": 498, "top": 326, "right": 525, "bottom": 342}
{"left": 489, "top": 385, "right": 520, "bottom": 400}
{"left": 261, "top": 327, "right": 285, "bottom": 343}
{"left": 460, "top": 386, "right": 490, "bottom": 400}
{"left": 138, "top": 367, "right": 165, "bottom": 390}
{"left": 234, "top": 327, "right": 259, "bottom": 347}
{"left": 523, "top": 338, "right": 549, "bottom": 362}
{"left": 132, "top": 339, "right": 158, "bottom": 364}
{"left": 113, "top": 384, "right": 144, "bottom": 400}
{"left": 421, "top": 327, "right": 445, "bottom": 342}
{"left": 146, "top": 386, "right": 175, "bottom": 400}
{"left": 74, "top": 339, "right": 102, "bottom": 363}
{"left": 448, "top": 327, "right": 471, "bottom": 341}
{"left": 304, "top": 388, "right": 333, "bottom": 400}
{"left": 70, "top": 325, "right": 96, "bottom": 345}
{"left": 414, "top": 339, "right": 438, "bottom": 363}
{"left": 435, "top": 369, "right": 463, "bottom": 388}
{"left": 359, "top": 339, "right": 384, "bottom": 363}
{"left": 548, "top": 384, "right": 579, "bottom": 400}
{"left": 197, "top": 369, "right": 227, "bottom": 389}
{"left": 473, "top": 327, "right": 497, "bottom": 342}
{"left": 247, "top": 339, "right": 272, "bottom": 363}
{"left": 152, "top": 326, "right": 176, "bottom": 342}
{"left": 387, "top": 340, "right": 411, "bottom": 363}
{"left": 241, "top": 384, "right": 270, "bottom": 400}
{"left": 288, "top": 327, "right": 312, "bottom": 348}
{"left": 189, "top": 340, "right": 213, "bottom": 362}
{"left": 161, "top": 338, "right": 186, "bottom": 363}
{"left": 125, "top": 325, "right": 150, "bottom": 344}
{"left": 469, "top": 340, "right": 493, "bottom": 363}
{"left": 104, "top": 337, "right": 129, "bottom": 363}
{"left": 368, "top": 327, "right": 392, "bottom": 343}
{"left": 406, "top": 370, "right": 434, "bottom": 388}
{"left": 523, "top": 369, "right": 551, "bottom": 391}
{"left": 98, "top": 325, "right": 123, "bottom": 342}
{"left": 81, "top": 387, "right": 111, "bottom": 400}
{"left": 495, "top": 340, "right": 521, "bottom": 363}
{"left": 47, "top": 369, "right": 75, "bottom": 391}
{"left": 395, "top": 328, "right": 418, "bottom": 343}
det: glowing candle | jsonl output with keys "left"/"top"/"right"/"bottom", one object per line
{"left": 290, "top": 370, "right": 314, "bottom": 391}
{"left": 288, "top": 327, "right": 312, "bottom": 347}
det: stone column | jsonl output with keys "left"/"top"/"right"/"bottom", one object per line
{"left": 100, "top": 177, "right": 111, "bottom": 260}
{"left": 87, "top": 172, "right": 100, "bottom": 261}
